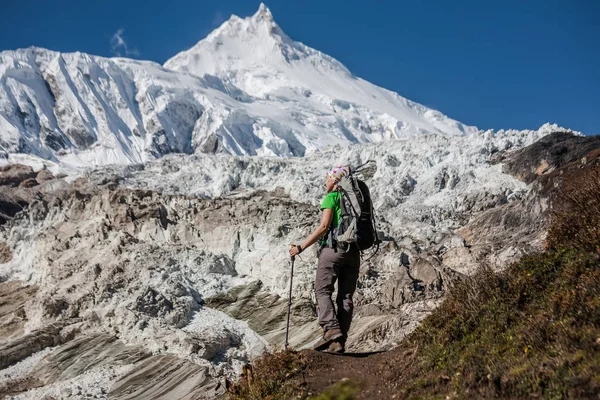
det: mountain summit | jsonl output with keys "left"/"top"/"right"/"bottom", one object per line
{"left": 165, "top": 4, "right": 476, "bottom": 135}
{"left": 0, "top": 4, "right": 477, "bottom": 169}
{"left": 165, "top": 3, "right": 353, "bottom": 83}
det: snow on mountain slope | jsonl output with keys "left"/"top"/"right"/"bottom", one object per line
{"left": 0, "top": 48, "right": 253, "bottom": 167}
{"left": 1, "top": 4, "right": 477, "bottom": 170}
{"left": 165, "top": 4, "right": 477, "bottom": 138}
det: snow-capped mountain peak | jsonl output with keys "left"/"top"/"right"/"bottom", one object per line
{"left": 252, "top": 2, "right": 276, "bottom": 25}
{"left": 1, "top": 4, "right": 480, "bottom": 170}
{"left": 165, "top": 3, "right": 350, "bottom": 80}
{"left": 164, "top": 4, "right": 477, "bottom": 141}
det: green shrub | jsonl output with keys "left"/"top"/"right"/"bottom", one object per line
{"left": 548, "top": 165, "right": 600, "bottom": 253}
{"left": 228, "top": 349, "right": 307, "bottom": 400}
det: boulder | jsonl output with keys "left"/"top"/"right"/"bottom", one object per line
{"left": 410, "top": 258, "right": 443, "bottom": 290}
{"left": 18, "top": 178, "right": 39, "bottom": 188}
{"left": 0, "top": 164, "right": 36, "bottom": 187}
{"left": 36, "top": 169, "right": 55, "bottom": 183}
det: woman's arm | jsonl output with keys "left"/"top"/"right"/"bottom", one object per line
{"left": 289, "top": 208, "right": 333, "bottom": 257}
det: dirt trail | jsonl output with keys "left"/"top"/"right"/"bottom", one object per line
{"left": 300, "top": 347, "right": 418, "bottom": 399}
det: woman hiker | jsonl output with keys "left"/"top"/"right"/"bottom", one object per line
{"left": 289, "top": 165, "right": 361, "bottom": 353}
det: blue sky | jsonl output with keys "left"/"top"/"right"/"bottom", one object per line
{"left": 1, "top": 0, "right": 598, "bottom": 134}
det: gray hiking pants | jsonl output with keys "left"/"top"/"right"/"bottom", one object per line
{"left": 315, "top": 247, "right": 360, "bottom": 335}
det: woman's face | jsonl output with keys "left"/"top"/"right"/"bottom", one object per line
{"left": 324, "top": 173, "right": 337, "bottom": 193}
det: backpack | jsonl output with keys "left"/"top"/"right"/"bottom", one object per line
{"left": 329, "top": 164, "right": 381, "bottom": 254}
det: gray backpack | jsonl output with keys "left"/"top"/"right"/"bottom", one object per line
{"left": 329, "top": 162, "right": 381, "bottom": 254}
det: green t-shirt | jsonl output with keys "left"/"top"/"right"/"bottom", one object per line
{"left": 320, "top": 191, "right": 341, "bottom": 244}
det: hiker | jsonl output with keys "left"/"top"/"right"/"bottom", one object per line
{"left": 289, "top": 165, "right": 360, "bottom": 353}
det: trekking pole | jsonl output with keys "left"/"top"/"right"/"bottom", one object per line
{"left": 285, "top": 244, "right": 296, "bottom": 350}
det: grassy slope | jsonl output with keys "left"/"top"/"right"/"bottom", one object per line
{"left": 401, "top": 164, "right": 600, "bottom": 399}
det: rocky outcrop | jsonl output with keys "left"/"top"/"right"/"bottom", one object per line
{"left": 0, "top": 243, "right": 11, "bottom": 264}
{"left": 31, "top": 334, "right": 147, "bottom": 384}
{"left": 0, "top": 164, "right": 63, "bottom": 226}
{"left": 206, "top": 281, "right": 320, "bottom": 349}
{"left": 0, "top": 319, "right": 81, "bottom": 370}
{"left": 0, "top": 179, "right": 310, "bottom": 396}
{"left": 456, "top": 189, "right": 548, "bottom": 270}
{"left": 0, "top": 333, "right": 148, "bottom": 399}
{"left": 0, "top": 282, "right": 37, "bottom": 341}
{"left": 500, "top": 131, "right": 600, "bottom": 183}
{"left": 109, "top": 355, "right": 225, "bottom": 400}
{"left": 0, "top": 190, "right": 30, "bottom": 226}
{"left": 36, "top": 169, "right": 55, "bottom": 184}
{"left": 0, "top": 165, "right": 37, "bottom": 187}
{"left": 462, "top": 132, "right": 600, "bottom": 270}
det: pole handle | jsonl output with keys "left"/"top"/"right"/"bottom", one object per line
{"left": 289, "top": 243, "right": 296, "bottom": 261}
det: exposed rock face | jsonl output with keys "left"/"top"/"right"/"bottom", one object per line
{"left": 0, "top": 243, "right": 11, "bottom": 264}
{"left": 500, "top": 131, "right": 600, "bottom": 183}
{"left": 109, "top": 355, "right": 225, "bottom": 400}
{"left": 0, "top": 318, "right": 80, "bottom": 371}
{"left": 0, "top": 190, "right": 28, "bottom": 226}
{"left": 0, "top": 165, "right": 37, "bottom": 187}
{"left": 31, "top": 334, "right": 148, "bottom": 384}
{"left": 206, "top": 280, "right": 320, "bottom": 349}
{"left": 0, "top": 282, "right": 38, "bottom": 341}
{"left": 0, "top": 165, "right": 62, "bottom": 226}
{"left": 36, "top": 169, "right": 55, "bottom": 184}
{"left": 18, "top": 178, "right": 39, "bottom": 189}
{"left": 456, "top": 188, "right": 548, "bottom": 270}
{"left": 462, "top": 132, "right": 600, "bottom": 270}
{"left": 0, "top": 179, "right": 306, "bottom": 397}
{"left": 0, "top": 333, "right": 147, "bottom": 397}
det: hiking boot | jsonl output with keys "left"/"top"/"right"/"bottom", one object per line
{"left": 327, "top": 340, "right": 344, "bottom": 353}
{"left": 324, "top": 328, "right": 343, "bottom": 342}
{"left": 312, "top": 328, "right": 343, "bottom": 351}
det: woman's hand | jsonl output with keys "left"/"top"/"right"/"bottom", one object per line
{"left": 289, "top": 245, "right": 301, "bottom": 257}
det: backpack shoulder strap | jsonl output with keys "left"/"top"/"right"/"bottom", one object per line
{"left": 338, "top": 178, "right": 361, "bottom": 216}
